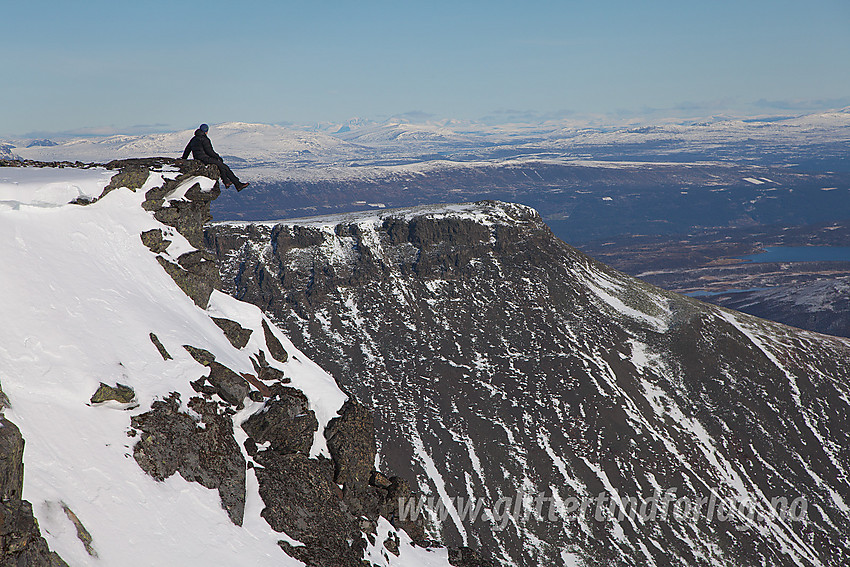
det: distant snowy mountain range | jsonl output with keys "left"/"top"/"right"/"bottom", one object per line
{"left": 6, "top": 108, "right": 850, "bottom": 183}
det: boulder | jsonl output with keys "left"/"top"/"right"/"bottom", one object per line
{"left": 211, "top": 317, "right": 253, "bottom": 349}
{"left": 149, "top": 333, "right": 172, "bottom": 360}
{"left": 207, "top": 362, "right": 249, "bottom": 407}
{"left": 90, "top": 383, "right": 135, "bottom": 404}
{"left": 140, "top": 229, "right": 171, "bottom": 253}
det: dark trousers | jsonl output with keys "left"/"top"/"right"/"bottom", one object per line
{"left": 202, "top": 159, "right": 240, "bottom": 186}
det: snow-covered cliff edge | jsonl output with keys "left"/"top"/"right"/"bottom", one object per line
{"left": 0, "top": 159, "right": 456, "bottom": 567}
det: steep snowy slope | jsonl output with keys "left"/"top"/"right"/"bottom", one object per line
{"left": 209, "top": 203, "right": 850, "bottom": 567}
{"left": 0, "top": 162, "right": 454, "bottom": 567}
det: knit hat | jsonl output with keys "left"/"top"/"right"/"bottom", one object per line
{"left": 199, "top": 123, "right": 209, "bottom": 133}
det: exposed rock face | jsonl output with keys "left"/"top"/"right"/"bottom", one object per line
{"left": 243, "top": 390, "right": 429, "bottom": 566}
{"left": 449, "top": 547, "right": 496, "bottom": 567}
{"left": 131, "top": 393, "right": 246, "bottom": 525}
{"left": 0, "top": 419, "right": 24, "bottom": 504}
{"left": 107, "top": 158, "right": 224, "bottom": 309}
{"left": 255, "top": 452, "right": 362, "bottom": 564}
{"left": 242, "top": 386, "right": 317, "bottom": 456}
{"left": 140, "top": 228, "right": 171, "bottom": 253}
{"left": 132, "top": 158, "right": 221, "bottom": 249}
{"left": 0, "top": 417, "right": 68, "bottom": 566}
{"left": 261, "top": 319, "right": 288, "bottom": 363}
{"left": 208, "top": 201, "right": 850, "bottom": 567}
{"left": 325, "top": 400, "right": 377, "bottom": 513}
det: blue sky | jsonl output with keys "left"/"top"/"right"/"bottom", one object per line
{"left": 2, "top": 0, "right": 849, "bottom": 136}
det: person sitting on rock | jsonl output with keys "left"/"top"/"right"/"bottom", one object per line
{"left": 180, "top": 124, "right": 249, "bottom": 191}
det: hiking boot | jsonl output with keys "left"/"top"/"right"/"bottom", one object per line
{"left": 236, "top": 182, "right": 250, "bottom": 192}
{"left": 223, "top": 180, "right": 232, "bottom": 188}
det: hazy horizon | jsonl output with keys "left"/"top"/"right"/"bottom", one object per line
{"left": 4, "top": 0, "right": 849, "bottom": 137}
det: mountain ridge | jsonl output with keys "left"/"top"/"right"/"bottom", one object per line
{"left": 209, "top": 199, "right": 850, "bottom": 566}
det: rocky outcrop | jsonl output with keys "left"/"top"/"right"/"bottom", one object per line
{"left": 449, "top": 547, "right": 496, "bottom": 567}
{"left": 2, "top": 158, "right": 448, "bottom": 566}
{"left": 0, "top": 416, "right": 68, "bottom": 567}
{"left": 325, "top": 400, "right": 377, "bottom": 513}
{"left": 182, "top": 345, "right": 251, "bottom": 408}
{"left": 246, "top": 396, "right": 429, "bottom": 566}
{"left": 261, "top": 320, "right": 288, "bottom": 363}
{"left": 130, "top": 393, "right": 246, "bottom": 525}
{"left": 89, "top": 383, "right": 135, "bottom": 405}
{"left": 242, "top": 386, "right": 317, "bottom": 456}
{"left": 149, "top": 332, "right": 172, "bottom": 360}
{"left": 254, "top": 452, "right": 363, "bottom": 565}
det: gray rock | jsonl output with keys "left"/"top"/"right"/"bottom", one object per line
{"left": 149, "top": 333, "right": 172, "bottom": 360}
{"left": 448, "top": 547, "right": 496, "bottom": 567}
{"left": 206, "top": 362, "right": 249, "bottom": 408}
{"left": 156, "top": 256, "right": 214, "bottom": 308}
{"left": 99, "top": 164, "right": 150, "bottom": 199}
{"left": 211, "top": 317, "right": 253, "bottom": 349}
{"left": 90, "top": 383, "right": 135, "bottom": 404}
{"left": 253, "top": 452, "right": 365, "bottom": 566}
{"left": 241, "top": 387, "right": 317, "bottom": 456}
{"left": 183, "top": 345, "right": 215, "bottom": 366}
{"left": 61, "top": 504, "right": 96, "bottom": 558}
{"left": 251, "top": 351, "right": 286, "bottom": 383}
{"left": 140, "top": 229, "right": 171, "bottom": 253}
{"left": 324, "top": 400, "right": 375, "bottom": 496}
{"left": 0, "top": 417, "right": 68, "bottom": 566}
{"left": 136, "top": 160, "right": 221, "bottom": 249}
{"left": 0, "top": 418, "right": 24, "bottom": 503}
{"left": 261, "top": 320, "right": 288, "bottom": 363}
{"left": 131, "top": 393, "right": 246, "bottom": 525}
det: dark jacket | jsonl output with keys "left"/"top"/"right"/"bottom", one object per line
{"left": 182, "top": 129, "right": 222, "bottom": 163}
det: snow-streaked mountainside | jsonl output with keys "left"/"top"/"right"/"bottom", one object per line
{"left": 0, "top": 162, "right": 456, "bottom": 567}
{"left": 0, "top": 143, "right": 18, "bottom": 160}
{"left": 701, "top": 277, "right": 850, "bottom": 340}
{"left": 209, "top": 202, "right": 850, "bottom": 567}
